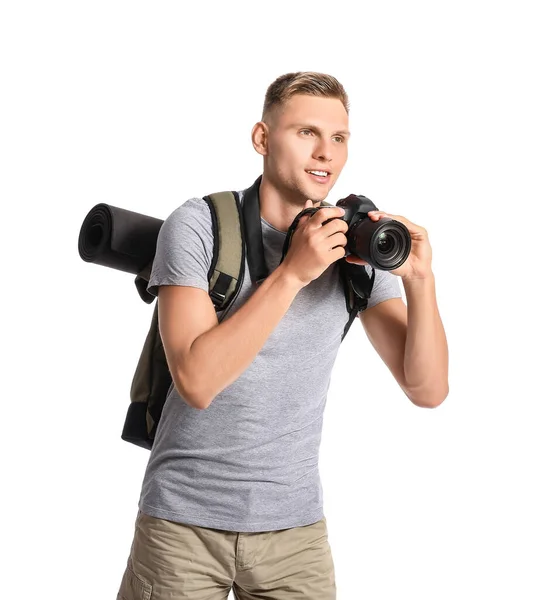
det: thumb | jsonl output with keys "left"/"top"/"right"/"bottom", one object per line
{"left": 299, "top": 198, "right": 314, "bottom": 223}
{"left": 302, "top": 199, "right": 313, "bottom": 216}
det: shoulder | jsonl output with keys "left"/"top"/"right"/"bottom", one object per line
{"left": 161, "top": 188, "right": 244, "bottom": 237}
{"left": 169, "top": 196, "right": 210, "bottom": 219}
{"left": 362, "top": 266, "right": 403, "bottom": 310}
{"left": 160, "top": 197, "right": 212, "bottom": 234}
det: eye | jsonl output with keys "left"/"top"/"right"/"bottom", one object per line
{"left": 333, "top": 136, "right": 345, "bottom": 143}
{"left": 299, "top": 129, "right": 313, "bottom": 136}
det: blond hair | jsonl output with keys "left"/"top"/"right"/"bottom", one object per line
{"left": 261, "top": 71, "right": 349, "bottom": 123}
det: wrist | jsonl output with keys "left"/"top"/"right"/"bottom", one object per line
{"left": 275, "top": 264, "right": 307, "bottom": 293}
{"left": 402, "top": 270, "right": 434, "bottom": 284}
{"left": 402, "top": 273, "right": 435, "bottom": 296}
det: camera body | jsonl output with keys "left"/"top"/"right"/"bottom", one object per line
{"left": 334, "top": 194, "right": 412, "bottom": 271}
{"left": 336, "top": 193, "right": 378, "bottom": 230}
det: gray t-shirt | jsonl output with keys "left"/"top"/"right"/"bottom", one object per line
{"left": 138, "top": 190, "right": 403, "bottom": 532}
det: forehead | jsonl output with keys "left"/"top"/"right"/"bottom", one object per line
{"left": 275, "top": 94, "right": 349, "bottom": 130}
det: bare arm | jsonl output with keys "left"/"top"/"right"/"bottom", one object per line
{"left": 360, "top": 274, "right": 449, "bottom": 408}
{"left": 189, "top": 265, "right": 304, "bottom": 407}
{"left": 159, "top": 202, "right": 347, "bottom": 409}
{"left": 402, "top": 274, "right": 449, "bottom": 406}
{"left": 160, "top": 264, "right": 303, "bottom": 409}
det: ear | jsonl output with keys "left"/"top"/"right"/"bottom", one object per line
{"left": 251, "top": 121, "right": 269, "bottom": 156}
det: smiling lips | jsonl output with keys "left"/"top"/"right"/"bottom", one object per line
{"left": 306, "top": 169, "right": 330, "bottom": 183}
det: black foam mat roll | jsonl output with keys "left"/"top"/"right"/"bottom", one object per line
{"left": 78, "top": 203, "right": 164, "bottom": 276}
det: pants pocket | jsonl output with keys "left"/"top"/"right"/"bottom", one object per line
{"left": 117, "top": 563, "right": 153, "bottom": 600}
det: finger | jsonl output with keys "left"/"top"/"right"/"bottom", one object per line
{"left": 299, "top": 212, "right": 312, "bottom": 225}
{"left": 314, "top": 206, "right": 346, "bottom": 226}
{"left": 367, "top": 210, "right": 390, "bottom": 220}
{"left": 328, "top": 231, "right": 348, "bottom": 245}
{"left": 299, "top": 200, "right": 312, "bottom": 219}
{"left": 345, "top": 254, "right": 369, "bottom": 265}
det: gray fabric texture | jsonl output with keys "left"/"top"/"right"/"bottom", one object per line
{"left": 138, "top": 190, "right": 403, "bottom": 532}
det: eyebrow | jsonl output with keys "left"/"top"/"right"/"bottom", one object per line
{"left": 290, "top": 123, "right": 351, "bottom": 138}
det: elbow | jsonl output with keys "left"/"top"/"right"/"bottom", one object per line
{"left": 188, "top": 393, "right": 211, "bottom": 411}
{"left": 408, "top": 383, "right": 449, "bottom": 409}
{"left": 195, "top": 395, "right": 213, "bottom": 410}
{"left": 174, "top": 372, "right": 211, "bottom": 410}
{"left": 184, "top": 389, "right": 211, "bottom": 410}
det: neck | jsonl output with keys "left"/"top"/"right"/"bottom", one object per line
{"left": 258, "top": 175, "right": 322, "bottom": 233}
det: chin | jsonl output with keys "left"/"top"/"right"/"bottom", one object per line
{"left": 309, "top": 189, "right": 330, "bottom": 203}
{"left": 301, "top": 191, "right": 325, "bottom": 205}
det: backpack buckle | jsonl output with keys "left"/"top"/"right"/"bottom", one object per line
{"left": 210, "top": 290, "right": 226, "bottom": 308}
{"left": 210, "top": 272, "right": 233, "bottom": 309}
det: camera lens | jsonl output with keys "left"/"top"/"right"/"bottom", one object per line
{"left": 377, "top": 232, "right": 396, "bottom": 254}
{"left": 334, "top": 193, "right": 414, "bottom": 271}
{"left": 348, "top": 215, "right": 411, "bottom": 270}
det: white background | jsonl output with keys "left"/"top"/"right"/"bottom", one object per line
{"left": 1, "top": 1, "right": 551, "bottom": 598}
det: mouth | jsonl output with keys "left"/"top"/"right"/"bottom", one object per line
{"left": 306, "top": 169, "right": 331, "bottom": 184}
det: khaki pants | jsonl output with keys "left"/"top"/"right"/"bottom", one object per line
{"left": 117, "top": 509, "right": 336, "bottom": 600}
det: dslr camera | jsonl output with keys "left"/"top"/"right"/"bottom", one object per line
{"left": 333, "top": 193, "right": 411, "bottom": 270}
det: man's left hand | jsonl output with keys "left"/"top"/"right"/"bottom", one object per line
{"left": 344, "top": 211, "right": 433, "bottom": 280}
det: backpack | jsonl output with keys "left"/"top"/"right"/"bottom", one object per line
{"left": 122, "top": 175, "right": 376, "bottom": 450}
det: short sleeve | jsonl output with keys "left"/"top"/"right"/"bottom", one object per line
{"left": 361, "top": 266, "right": 403, "bottom": 313}
{"left": 146, "top": 197, "right": 214, "bottom": 298}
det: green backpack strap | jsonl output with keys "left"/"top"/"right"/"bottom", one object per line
{"left": 203, "top": 191, "right": 245, "bottom": 311}
{"left": 133, "top": 191, "right": 245, "bottom": 309}
{"left": 124, "top": 191, "right": 245, "bottom": 450}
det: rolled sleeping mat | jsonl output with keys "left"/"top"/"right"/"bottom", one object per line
{"left": 78, "top": 203, "right": 164, "bottom": 303}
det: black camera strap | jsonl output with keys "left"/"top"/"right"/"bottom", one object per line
{"left": 279, "top": 207, "right": 320, "bottom": 266}
{"left": 242, "top": 175, "right": 269, "bottom": 286}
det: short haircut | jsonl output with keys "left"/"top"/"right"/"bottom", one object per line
{"left": 262, "top": 71, "right": 350, "bottom": 123}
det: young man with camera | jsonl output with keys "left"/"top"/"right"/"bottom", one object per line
{"left": 117, "top": 71, "right": 449, "bottom": 600}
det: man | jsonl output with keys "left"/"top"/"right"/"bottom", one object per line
{"left": 117, "top": 71, "right": 449, "bottom": 599}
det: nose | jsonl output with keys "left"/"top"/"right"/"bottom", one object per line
{"left": 313, "top": 137, "right": 333, "bottom": 163}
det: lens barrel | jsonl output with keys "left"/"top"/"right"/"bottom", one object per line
{"left": 348, "top": 216, "right": 411, "bottom": 270}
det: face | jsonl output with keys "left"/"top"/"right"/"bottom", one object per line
{"left": 253, "top": 94, "right": 350, "bottom": 204}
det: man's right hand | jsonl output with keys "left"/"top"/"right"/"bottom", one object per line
{"left": 280, "top": 199, "right": 349, "bottom": 288}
